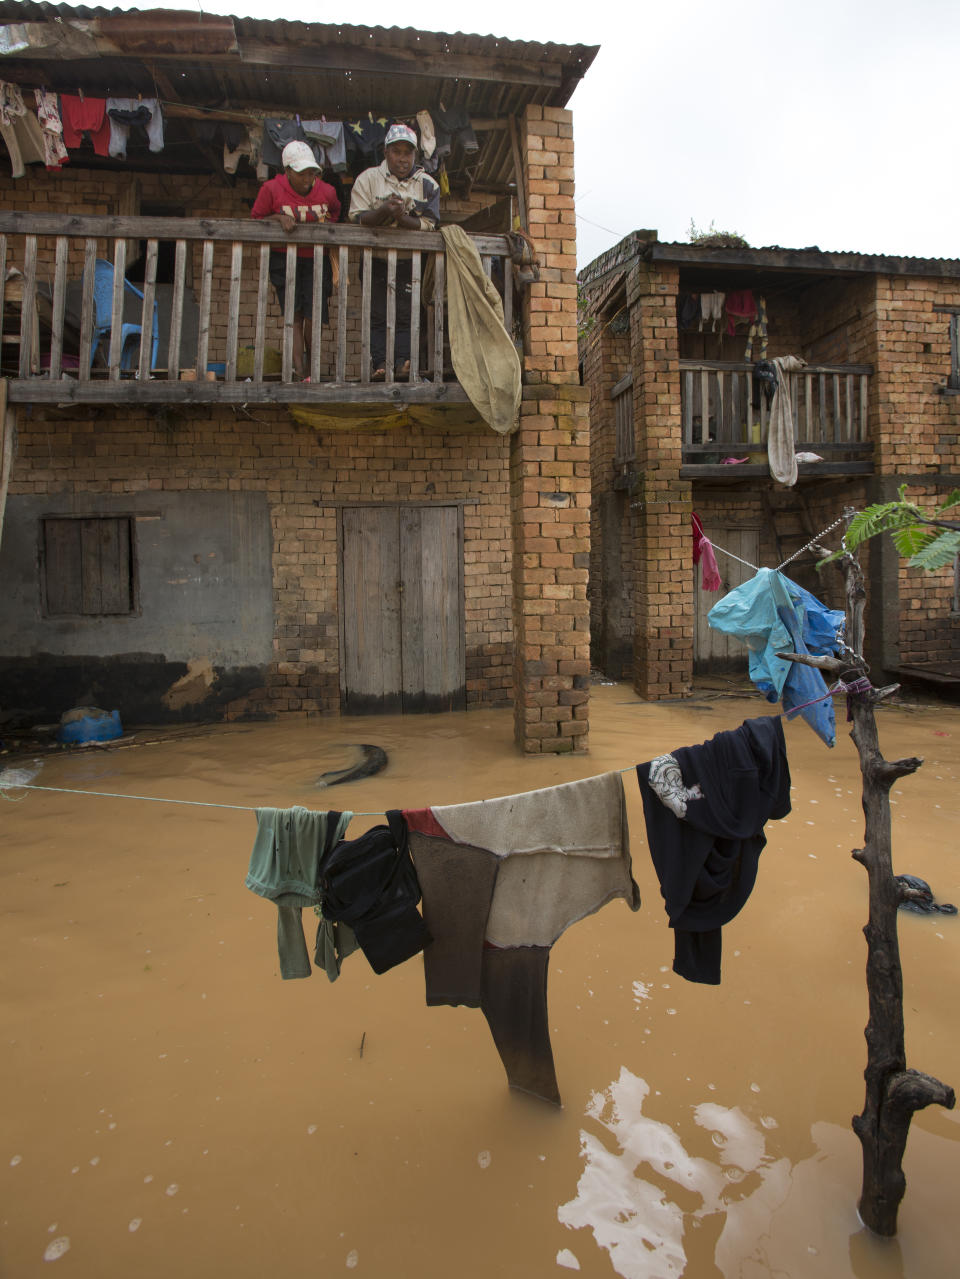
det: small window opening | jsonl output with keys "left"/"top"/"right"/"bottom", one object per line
{"left": 42, "top": 516, "right": 137, "bottom": 616}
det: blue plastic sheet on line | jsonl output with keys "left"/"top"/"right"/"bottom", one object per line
{"left": 706, "top": 568, "right": 845, "bottom": 746}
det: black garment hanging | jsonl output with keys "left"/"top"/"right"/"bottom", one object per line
{"left": 752, "top": 359, "right": 778, "bottom": 411}
{"left": 320, "top": 810, "right": 430, "bottom": 974}
{"left": 637, "top": 717, "right": 791, "bottom": 984}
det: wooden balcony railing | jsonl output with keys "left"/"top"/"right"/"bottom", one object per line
{"left": 0, "top": 213, "right": 516, "bottom": 405}
{"left": 679, "top": 359, "right": 873, "bottom": 465}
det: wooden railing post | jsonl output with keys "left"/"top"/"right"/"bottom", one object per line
{"left": 196, "top": 240, "right": 214, "bottom": 378}
{"left": 48, "top": 235, "right": 69, "bottom": 380}
{"left": 409, "top": 250, "right": 421, "bottom": 382}
{"left": 253, "top": 244, "right": 269, "bottom": 383}
{"left": 138, "top": 238, "right": 158, "bottom": 381}
{"left": 17, "top": 235, "right": 38, "bottom": 378}
{"left": 336, "top": 245, "right": 349, "bottom": 383}
{"left": 107, "top": 238, "right": 127, "bottom": 380}
{"left": 225, "top": 240, "right": 243, "bottom": 382}
{"left": 309, "top": 244, "right": 325, "bottom": 384}
{"left": 168, "top": 239, "right": 186, "bottom": 381}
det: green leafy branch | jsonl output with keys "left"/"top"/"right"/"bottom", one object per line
{"left": 819, "top": 485, "right": 960, "bottom": 572}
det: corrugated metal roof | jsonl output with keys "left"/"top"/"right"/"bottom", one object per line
{"left": 0, "top": 4, "right": 596, "bottom": 188}
{"left": 649, "top": 239, "right": 960, "bottom": 279}
{"left": 0, "top": 4, "right": 597, "bottom": 68}
{"left": 580, "top": 232, "right": 960, "bottom": 286}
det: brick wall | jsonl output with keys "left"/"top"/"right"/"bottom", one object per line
{"left": 4, "top": 137, "right": 594, "bottom": 747}
{"left": 8, "top": 404, "right": 514, "bottom": 716}
{"left": 585, "top": 247, "right": 960, "bottom": 689}
{"left": 868, "top": 279, "right": 960, "bottom": 666}
{"left": 896, "top": 482, "right": 960, "bottom": 669}
{"left": 870, "top": 276, "right": 960, "bottom": 475}
{"left": 627, "top": 261, "right": 693, "bottom": 698}
{"left": 581, "top": 300, "right": 633, "bottom": 676}
{"left": 510, "top": 104, "right": 590, "bottom": 752}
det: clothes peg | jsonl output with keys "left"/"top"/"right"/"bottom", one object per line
{"left": 78, "top": 86, "right": 84, "bottom": 101}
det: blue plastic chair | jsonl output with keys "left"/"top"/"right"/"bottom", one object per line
{"left": 90, "top": 259, "right": 159, "bottom": 372}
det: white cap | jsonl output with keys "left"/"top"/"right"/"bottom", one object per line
{"left": 384, "top": 123, "right": 417, "bottom": 150}
{"left": 281, "top": 140, "right": 319, "bottom": 172}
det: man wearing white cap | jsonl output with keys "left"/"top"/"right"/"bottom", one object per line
{"left": 349, "top": 123, "right": 440, "bottom": 379}
{"left": 251, "top": 139, "right": 341, "bottom": 380}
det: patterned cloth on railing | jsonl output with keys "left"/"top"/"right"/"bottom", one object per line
{"left": 743, "top": 295, "right": 768, "bottom": 361}
{"left": 34, "top": 90, "right": 68, "bottom": 170}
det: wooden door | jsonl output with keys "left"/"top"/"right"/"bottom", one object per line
{"left": 340, "top": 505, "right": 465, "bottom": 714}
{"left": 693, "top": 526, "right": 760, "bottom": 673}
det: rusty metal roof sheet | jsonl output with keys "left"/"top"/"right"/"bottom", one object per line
{"left": 0, "top": 4, "right": 596, "bottom": 188}
{"left": 0, "top": 4, "right": 597, "bottom": 77}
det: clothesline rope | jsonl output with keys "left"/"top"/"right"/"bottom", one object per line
{"left": 776, "top": 513, "right": 848, "bottom": 571}
{"left": 703, "top": 512, "right": 847, "bottom": 577}
{"left": 0, "top": 781, "right": 385, "bottom": 813}
{"left": 0, "top": 667, "right": 871, "bottom": 817}
{"left": 0, "top": 767, "right": 640, "bottom": 811}
{"left": 703, "top": 539, "right": 760, "bottom": 572}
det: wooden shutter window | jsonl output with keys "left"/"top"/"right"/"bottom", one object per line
{"left": 43, "top": 516, "right": 135, "bottom": 616}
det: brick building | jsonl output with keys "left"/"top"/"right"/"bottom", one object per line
{"left": 580, "top": 233, "right": 960, "bottom": 697}
{"left": 0, "top": 6, "right": 593, "bottom": 752}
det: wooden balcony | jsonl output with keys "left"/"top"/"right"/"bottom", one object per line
{"left": 678, "top": 359, "right": 874, "bottom": 477}
{"left": 0, "top": 213, "right": 516, "bottom": 408}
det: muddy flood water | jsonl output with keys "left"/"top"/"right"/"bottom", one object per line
{"left": 1, "top": 683, "right": 958, "bottom": 1279}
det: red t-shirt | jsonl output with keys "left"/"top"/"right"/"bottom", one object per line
{"left": 250, "top": 173, "right": 341, "bottom": 258}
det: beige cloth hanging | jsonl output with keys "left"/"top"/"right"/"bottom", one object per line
{"left": 440, "top": 224, "right": 521, "bottom": 435}
{"left": 767, "top": 354, "right": 807, "bottom": 486}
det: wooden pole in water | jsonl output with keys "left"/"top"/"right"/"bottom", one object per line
{"left": 778, "top": 545, "right": 955, "bottom": 1235}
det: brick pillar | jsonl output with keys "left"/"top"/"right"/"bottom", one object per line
{"left": 510, "top": 104, "right": 590, "bottom": 752}
{"left": 627, "top": 263, "right": 693, "bottom": 699}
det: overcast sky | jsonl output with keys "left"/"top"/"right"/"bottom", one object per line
{"left": 112, "top": 0, "right": 960, "bottom": 268}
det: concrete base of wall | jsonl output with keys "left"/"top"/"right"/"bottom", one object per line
{"left": 0, "top": 655, "right": 269, "bottom": 729}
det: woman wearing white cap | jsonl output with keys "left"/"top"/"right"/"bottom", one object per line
{"left": 349, "top": 123, "right": 440, "bottom": 380}
{"left": 251, "top": 140, "right": 341, "bottom": 380}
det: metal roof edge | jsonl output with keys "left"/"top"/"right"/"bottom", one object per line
{"left": 647, "top": 240, "right": 960, "bottom": 279}
{"left": 0, "top": 5, "right": 600, "bottom": 69}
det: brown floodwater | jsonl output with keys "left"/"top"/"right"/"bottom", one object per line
{"left": 1, "top": 683, "right": 958, "bottom": 1278}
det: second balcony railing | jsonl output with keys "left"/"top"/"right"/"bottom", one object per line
{"left": 679, "top": 359, "right": 873, "bottom": 459}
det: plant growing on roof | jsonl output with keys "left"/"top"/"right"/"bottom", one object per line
{"left": 687, "top": 218, "right": 749, "bottom": 249}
